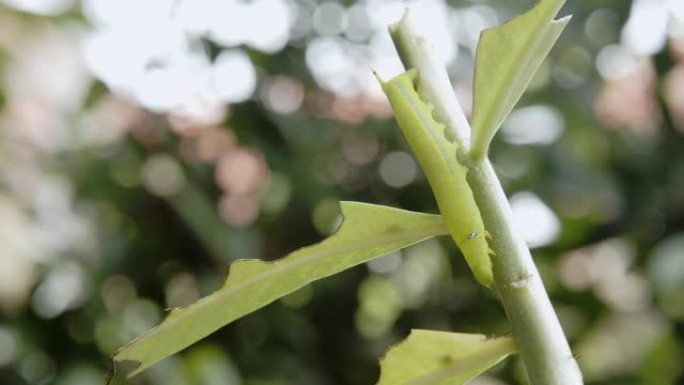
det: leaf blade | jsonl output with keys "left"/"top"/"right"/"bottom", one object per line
{"left": 113, "top": 202, "right": 447, "bottom": 376}
{"left": 377, "top": 330, "right": 516, "bottom": 385}
{"left": 470, "top": 0, "right": 570, "bottom": 158}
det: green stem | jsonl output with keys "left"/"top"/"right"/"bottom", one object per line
{"left": 389, "top": 12, "right": 583, "bottom": 385}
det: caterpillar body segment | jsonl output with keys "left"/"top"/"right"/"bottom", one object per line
{"left": 375, "top": 69, "right": 494, "bottom": 286}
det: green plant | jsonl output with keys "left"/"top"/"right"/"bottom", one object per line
{"left": 111, "top": 0, "right": 583, "bottom": 383}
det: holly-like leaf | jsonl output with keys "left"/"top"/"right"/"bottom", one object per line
{"left": 470, "top": 0, "right": 571, "bottom": 158}
{"left": 113, "top": 202, "right": 447, "bottom": 376}
{"left": 377, "top": 330, "right": 516, "bottom": 385}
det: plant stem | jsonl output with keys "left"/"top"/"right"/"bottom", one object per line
{"left": 389, "top": 12, "right": 583, "bottom": 385}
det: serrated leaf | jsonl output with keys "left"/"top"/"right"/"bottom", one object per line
{"left": 470, "top": 0, "right": 571, "bottom": 158}
{"left": 113, "top": 202, "right": 447, "bottom": 376}
{"left": 377, "top": 330, "right": 516, "bottom": 385}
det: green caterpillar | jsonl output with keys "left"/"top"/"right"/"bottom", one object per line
{"left": 376, "top": 69, "right": 494, "bottom": 286}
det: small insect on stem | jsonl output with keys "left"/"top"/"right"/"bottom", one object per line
{"left": 376, "top": 69, "right": 494, "bottom": 286}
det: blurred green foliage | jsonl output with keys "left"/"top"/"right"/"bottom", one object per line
{"left": 0, "top": 1, "right": 682, "bottom": 384}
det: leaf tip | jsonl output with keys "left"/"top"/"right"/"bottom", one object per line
{"left": 555, "top": 13, "right": 573, "bottom": 25}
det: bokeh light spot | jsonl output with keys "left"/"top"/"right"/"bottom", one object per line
{"left": 259, "top": 172, "right": 293, "bottom": 216}
{"left": 501, "top": 105, "right": 564, "bottom": 146}
{"left": 215, "top": 149, "right": 268, "bottom": 195}
{"left": 621, "top": 0, "right": 668, "bottom": 56}
{"left": 218, "top": 194, "right": 260, "bottom": 228}
{"left": 355, "top": 276, "right": 401, "bottom": 338}
{"left": 213, "top": 50, "right": 257, "bottom": 103}
{"left": 0, "top": 327, "right": 18, "bottom": 366}
{"left": 313, "top": 2, "right": 347, "bottom": 36}
{"left": 596, "top": 44, "right": 642, "bottom": 80}
{"left": 19, "top": 351, "right": 56, "bottom": 385}
{"left": 342, "top": 132, "right": 380, "bottom": 166}
{"left": 165, "top": 273, "right": 200, "bottom": 308}
{"left": 379, "top": 151, "right": 417, "bottom": 188}
{"left": 312, "top": 198, "right": 341, "bottom": 235}
{"left": 585, "top": 9, "right": 620, "bottom": 47}
{"left": 31, "top": 261, "right": 87, "bottom": 319}
{"left": 261, "top": 76, "right": 305, "bottom": 115}
{"left": 510, "top": 192, "right": 560, "bottom": 248}
{"left": 2, "top": 0, "right": 74, "bottom": 15}
{"left": 142, "top": 154, "right": 186, "bottom": 197}
{"left": 366, "top": 251, "right": 402, "bottom": 275}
